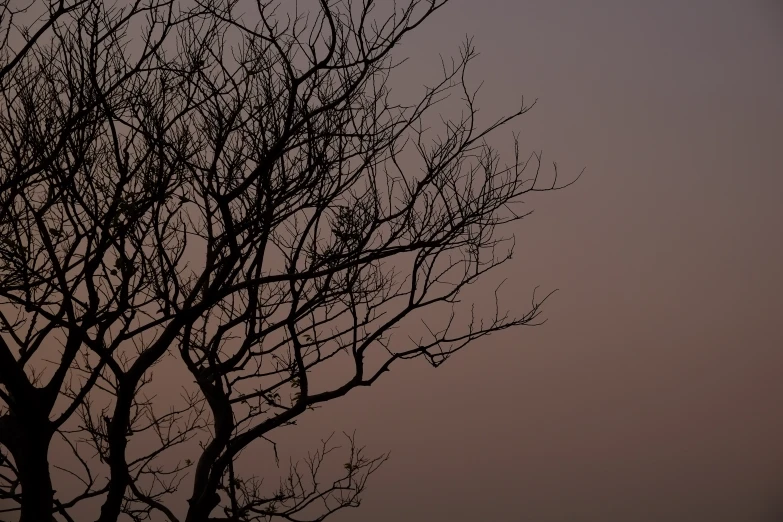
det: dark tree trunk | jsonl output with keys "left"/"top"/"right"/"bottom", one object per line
{"left": 0, "top": 414, "right": 54, "bottom": 522}
{"left": 185, "top": 383, "right": 233, "bottom": 522}
{"left": 17, "top": 437, "right": 55, "bottom": 522}
{"left": 96, "top": 389, "right": 134, "bottom": 522}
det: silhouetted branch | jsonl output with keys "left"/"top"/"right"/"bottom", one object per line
{"left": 0, "top": 1, "right": 579, "bottom": 521}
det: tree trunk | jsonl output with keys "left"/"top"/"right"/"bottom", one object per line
{"left": 0, "top": 414, "right": 54, "bottom": 522}
{"left": 17, "top": 437, "right": 55, "bottom": 522}
{"left": 184, "top": 383, "right": 233, "bottom": 522}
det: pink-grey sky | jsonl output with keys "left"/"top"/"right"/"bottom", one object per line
{"left": 3, "top": 1, "right": 782, "bottom": 521}
{"left": 286, "top": 1, "right": 783, "bottom": 521}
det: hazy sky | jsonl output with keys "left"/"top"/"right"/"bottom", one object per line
{"left": 4, "top": 1, "right": 782, "bottom": 521}
{"left": 288, "top": 1, "right": 783, "bottom": 521}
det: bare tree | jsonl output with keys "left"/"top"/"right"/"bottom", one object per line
{"left": 0, "top": 0, "right": 580, "bottom": 521}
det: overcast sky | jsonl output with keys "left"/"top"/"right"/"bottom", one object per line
{"left": 295, "top": 1, "right": 783, "bottom": 521}
{"left": 3, "top": 1, "right": 782, "bottom": 521}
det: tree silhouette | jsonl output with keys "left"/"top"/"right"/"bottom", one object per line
{"left": 0, "top": 0, "right": 579, "bottom": 520}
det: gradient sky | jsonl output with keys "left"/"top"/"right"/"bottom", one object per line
{"left": 282, "top": 1, "right": 783, "bottom": 521}
{"left": 4, "top": 1, "right": 783, "bottom": 521}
